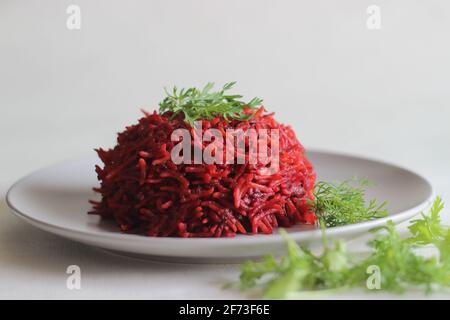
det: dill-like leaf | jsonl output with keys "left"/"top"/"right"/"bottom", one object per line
{"left": 312, "top": 180, "right": 388, "bottom": 227}
{"left": 158, "top": 82, "right": 263, "bottom": 126}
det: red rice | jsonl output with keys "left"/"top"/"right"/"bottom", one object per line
{"left": 90, "top": 107, "right": 316, "bottom": 237}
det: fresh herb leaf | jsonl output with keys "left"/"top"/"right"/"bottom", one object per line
{"left": 237, "top": 197, "right": 450, "bottom": 298}
{"left": 438, "top": 229, "right": 450, "bottom": 267}
{"left": 239, "top": 230, "right": 353, "bottom": 299}
{"left": 239, "top": 255, "right": 279, "bottom": 289}
{"left": 312, "top": 180, "right": 388, "bottom": 227}
{"left": 408, "top": 196, "right": 446, "bottom": 245}
{"left": 158, "top": 82, "right": 263, "bottom": 126}
{"left": 360, "top": 220, "right": 448, "bottom": 293}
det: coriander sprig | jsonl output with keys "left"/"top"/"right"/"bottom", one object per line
{"left": 238, "top": 197, "right": 450, "bottom": 298}
{"left": 158, "top": 82, "right": 263, "bottom": 126}
{"left": 408, "top": 196, "right": 447, "bottom": 245}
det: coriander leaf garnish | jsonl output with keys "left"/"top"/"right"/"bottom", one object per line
{"left": 158, "top": 82, "right": 263, "bottom": 126}
{"left": 408, "top": 196, "right": 446, "bottom": 245}
{"left": 358, "top": 220, "right": 449, "bottom": 293}
{"left": 438, "top": 230, "right": 450, "bottom": 266}
{"left": 312, "top": 180, "right": 388, "bottom": 227}
{"left": 236, "top": 197, "right": 450, "bottom": 298}
{"left": 239, "top": 229, "right": 353, "bottom": 299}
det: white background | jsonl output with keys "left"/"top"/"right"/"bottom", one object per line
{"left": 0, "top": 0, "right": 449, "bottom": 299}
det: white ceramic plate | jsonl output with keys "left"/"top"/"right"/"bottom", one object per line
{"left": 6, "top": 150, "right": 434, "bottom": 263}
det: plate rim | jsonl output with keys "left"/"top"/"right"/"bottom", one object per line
{"left": 5, "top": 149, "right": 435, "bottom": 248}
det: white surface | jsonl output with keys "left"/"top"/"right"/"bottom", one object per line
{"left": 6, "top": 151, "right": 433, "bottom": 262}
{"left": 0, "top": 0, "right": 449, "bottom": 299}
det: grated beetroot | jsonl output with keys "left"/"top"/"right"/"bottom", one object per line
{"left": 90, "top": 107, "right": 316, "bottom": 237}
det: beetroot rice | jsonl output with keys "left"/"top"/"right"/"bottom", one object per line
{"left": 90, "top": 107, "right": 316, "bottom": 237}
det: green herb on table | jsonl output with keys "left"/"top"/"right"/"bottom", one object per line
{"left": 238, "top": 197, "right": 450, "bottom": 298}
{"left": 239, "top": 229, "right": 354, "bottom": 299}
{"left": 159, "top": 82, "right": 263, "bottom": 127}
{"left": 312, "top": 180, "right": 388, "bottom": 227}
{"left": 407, "top": 196, "right": 447, "bottom": 245}
{"left": 354, "top": 220, "right": 449, "bottom": 293}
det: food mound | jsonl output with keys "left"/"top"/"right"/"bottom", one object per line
{"left": 90, "top": 83, "right": 316, "bottom": 237}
